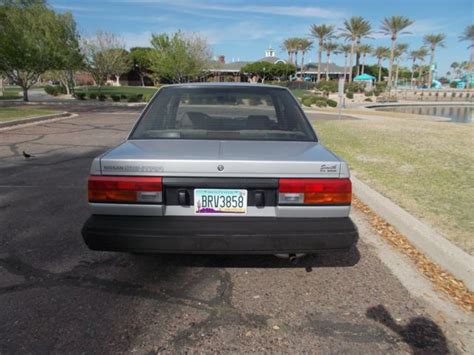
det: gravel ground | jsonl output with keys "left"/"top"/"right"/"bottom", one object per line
{"left": 0, "top": 104, "right": 468, "bottom": 353}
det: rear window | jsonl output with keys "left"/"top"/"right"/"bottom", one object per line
{"left": 130, "top": 86, "right": 316, "bottom": 141}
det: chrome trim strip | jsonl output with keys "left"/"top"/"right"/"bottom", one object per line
{"left": 90, "top": 204, "right": 350, "bottom": 218}
{"left": 164, "top": 206, "right": 277, "bottom": 217}
{"left": 277, "top": 205, "right": 350, "bottom": 218}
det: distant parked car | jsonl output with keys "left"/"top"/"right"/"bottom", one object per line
{"left": 82, "top": 83, "right": 357, "bottom": 256}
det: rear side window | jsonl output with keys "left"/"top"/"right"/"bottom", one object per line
{"left": 130, "top": 86, "right": 316, "bottom": 141}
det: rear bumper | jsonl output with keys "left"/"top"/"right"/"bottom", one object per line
{"left": 82, "top": 216, "right": 358, "bottom": 254}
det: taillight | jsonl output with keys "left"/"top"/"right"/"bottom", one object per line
{"left": 88, "top": 176, "right": 162, "bottom": 203}
{"left": 278, "top": 178, "right": 351, "bottom": 205}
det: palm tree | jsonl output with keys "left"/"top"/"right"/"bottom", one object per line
{"left": 380, "top": 16, "right": 414, "bottom": 89}
{"left": 394, "top": 43, "right": 409, "bottom": 87}
{"left": 450, "top": 61, "right": 460, "bottom": 78}
{"left": 358, "top": 44, "right": 372, "bottom": 74}
{"left": 375, "top": 46, "right": 390, "bottom": 82}
{"left": 339, "top": 16, "right": 372, "bottom": 82}
{"left": 298, "top": 38, "right": 313, "bottom": 79}
{"left": 282, "top": 38, "right": 299, "bottom": 64}
{"left": 322, "top": 42, "right": 339, "bottom": 80}
{"left": 423, "top": 33, "right": 446, "bottom": 86}
{"left": 339, "top": 44, "right": 352, "bottom": 81}
{"left": 408, "top": 48, "right": 428, "bottom": 86}
{"left": 309, "top": 24, "right": 335, "bottom": 82}
{"left": 459, "top": 24, "right": 474, "bottom": 62}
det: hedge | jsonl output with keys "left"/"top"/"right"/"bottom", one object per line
{"left": 44, "top": 85, "right": 67, "bottom": 96}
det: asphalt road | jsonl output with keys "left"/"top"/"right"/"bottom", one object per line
{"left": 0, "top": 105, "right": 459, "bottom": 353}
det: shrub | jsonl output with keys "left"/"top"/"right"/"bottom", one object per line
{"left": 75, "top": 92, "right": 86, "bottom": 100}
{"left": 449, "top": 81, "right": 457, "bottom": 88}
{"left": 136, "top": 93, "right": 144, "bottom": 100}
{"left": 346, "top": 91, "right": 354, "bottom": 99}
{"left": 375, "top": 82, "right": 387, "bottom": 91}
{"left": 127, "top": 95, "right": 140, "bottom": 102}
{"left": 98, "top": 94, "right": 107, "bottom": 101}
{"left": 374, "top": 89, "right": 382, "bottom": 97}
{"left": 142, "top": 93, "right": 154, "bottom": 102}
{"left": 111, "top": 94, "right": 121, "bottom": 102}
{"left": 316, "top": 80, "right": 338, "bottom": 93}
{"left": 364, "top": 90, "right": 374, "bottom": 97}
{"left": 346, "top": 82, "right": 365, "bottom": 93}
{"left": 326, "top": 99, "right": 337, "bottom": 107}
{"left": 44, "top": 85, "right": 66, "bottom": 96}
{"left": 287, "top": 81, "right": 315, "bottom": 90}
{"left": 120, "top": 94, "right": 127, "bottom": 100}
{"left": 314, "top": 99, "right": 327, "bottom": 107}
{"left": 364, "top": 98, "right": 373, "bottom": 102}
{"left": 89, "top": 92, "right": 97, "bottom": 100}
{"left": 302, "top": 97, "right": 313, "bottom": 107}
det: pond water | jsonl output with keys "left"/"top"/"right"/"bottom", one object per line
{"left": 374, "top": 105, "right": 473, "bottom": 123}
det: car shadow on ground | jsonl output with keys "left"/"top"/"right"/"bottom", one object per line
{"left": 130, "top": 244, "right": 361, "bottom": 270}
{"left": 366, "top": 305, "right": 449, "bottom": 354}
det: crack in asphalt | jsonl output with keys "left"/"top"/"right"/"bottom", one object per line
{"left": 0, "top": 256, "right": 210, "bottom": 312}
{"left": 0, "top": 254, "right": 272, "bottom": 353}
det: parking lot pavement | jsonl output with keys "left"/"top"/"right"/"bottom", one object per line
{"left": 0, "top": 106, "right": 461, "bottom": 353}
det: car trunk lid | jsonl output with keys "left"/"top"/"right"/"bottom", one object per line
{"left": 99, "top": 140, "right": 342, "bottom": 178}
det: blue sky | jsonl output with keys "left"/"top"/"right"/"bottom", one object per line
{"left": 50, "top": 0, "right": 473, "bottom": 75}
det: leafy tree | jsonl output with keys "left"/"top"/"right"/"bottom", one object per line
{"left": 423, "top": 33, "right": 446, "bottom": 85}
{"left": 130, "top": 47, "right": 153, "bottom": 86}
{"left": 309, "top": 24, "right": 335, "bottom": 82}
{"left": 109, "top": 48, "right": 131, "bottom": 86}
{"left": 364, "top": 64, "right": 387, "bottom": 80}
{"left": 81, "top": 31, "right": 128, "bottom": 87}
{"left": 380, "top": 16, "right": 414, "bottom": 89}
{"left": 0, "top": 1, "right": 82, "bottom": 101}
{"left": 241, "top": 61, "right": 272, "bottom": 83}
{"left": 338, "top": 17, "right": 372, "bottom": 82}
{"left": 149, "top": 31, "right": 211, "bottom": 84}
{"left": 268, "top": 62, "right": 296, "bottom": 80}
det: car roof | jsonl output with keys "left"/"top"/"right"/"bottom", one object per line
{"left": 161, "top": 82, "right": 288, "bottom": 90}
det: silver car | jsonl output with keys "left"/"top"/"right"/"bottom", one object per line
{"left": 82, "top": 83, "right": 357, "bottom": 255}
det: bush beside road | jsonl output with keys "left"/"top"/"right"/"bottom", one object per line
{"left": 61, "top": 85, "right": 158, "bottom": 103}
{"left": 312, "top": 111, "right": 474, "bottom": 254}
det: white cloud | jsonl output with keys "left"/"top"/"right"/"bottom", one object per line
{"left": 115, "top": 0, "right": 346, "bottom": 19}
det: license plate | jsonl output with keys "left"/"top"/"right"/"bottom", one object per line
{"left": 194, "top": 189, "right": 247, "bottom": 214}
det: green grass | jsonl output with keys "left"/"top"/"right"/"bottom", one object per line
{"left": 290, "top": 89, "right": 312, "bottom": 99}
{"left": 75, "top": 85, "right": 158, "bottom": 96}
{"left": 0, "top": 86, "right": 22, "bottom": 100}
{"left": 0, "top": 107, "right": 59, "bottom": 122}
{"left": 313, "top": 115, "right": 474, "bottom": 254}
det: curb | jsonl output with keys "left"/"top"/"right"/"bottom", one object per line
{"left": 0, "top": 112, "right": 71, "bottom": 128}
{"left": 352, "top": 175, "right": 474, "bottom": 291}
{"left": 0, "top": 100, "right": 147, "bottom": 107}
